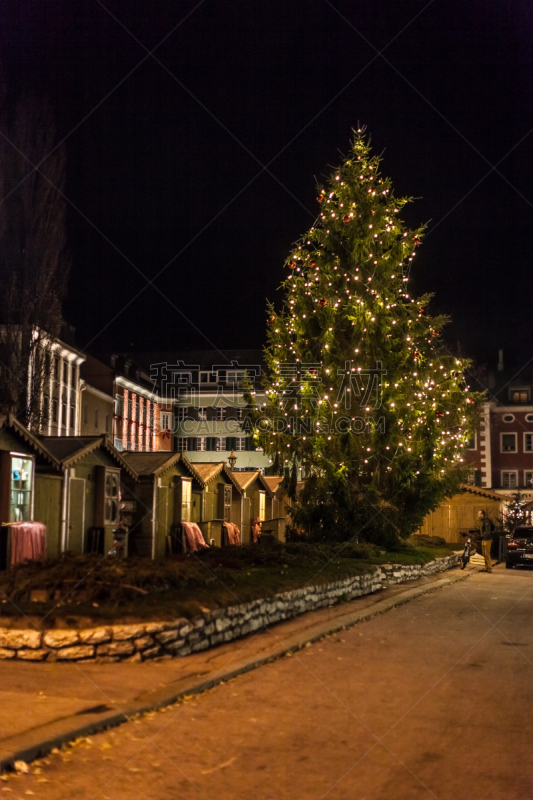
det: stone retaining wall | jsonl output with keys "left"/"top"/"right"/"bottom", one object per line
{"left": 0, "top": 554, "right": 460, "bottom": 663}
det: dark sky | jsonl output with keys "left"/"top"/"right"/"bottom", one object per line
{"left": 1, "top": 1, "right": 532, "bottom": 368}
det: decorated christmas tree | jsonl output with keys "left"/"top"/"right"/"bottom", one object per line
{"left": 252, "top": 131, "right": 481, "bottom": 544}
{"left": 502, "top": 492, "right": 530, "bottom": 535}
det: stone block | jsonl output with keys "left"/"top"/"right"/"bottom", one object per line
{"left": 17, "top": 649, "right": 48, "bottom": 661}
{"left": 142, "top": 646, "right": 162, "bottom": 660}
{"left": 112, "top": 624, "right": 146, "bottom": 640}
{"left": 95, "top": 656, "right": 120, "bottom": 664}
{"left": 144, "top": 622, "right": 168, "bottom": 634}
{"left": 176, "top": 646, "right": 191, "bottom": 657}
{"left": 43, "top": 630, "right": 80, "bottom": 648}
{"left": 134, "top": 636, "right": 155, "bottom": 651}
{"left": 209, "top": 633, "right": 224, "bottom": 645}
{"left": 179, "top": 624, "right": 193, "bottom": 637}
{"left": 164, "top": 639, "right": 186, "bottom": 653}
{"left": 97, "top": 641, "right": 135, "bottom": 657}
{"left": 203, "top": 623, "right": 215, "bottom": 636}
{"left": 215, "top": 617, "right": 230, "bottom": 633}
{"left": 0, "top": 647, "right": 15, "bottom": 659}
{"left": 155, "top": 629, "right": 179, "bottom": 644}
{"left": 0, "top": 629, "right": 41, "bottom": 649}
{"left": 56, "top": 646, "right": 95, "bottom": 660}
{"left": 191, "top": 639, "right": 209, "bottom": 652}
{"left": 79, "top": 627, "right": 112, "bottom": 645}
{"left": 127, "top": 652, "right": 142, "bottom": 663}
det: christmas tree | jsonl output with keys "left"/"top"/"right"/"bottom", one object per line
{"left": 502, "top": 492, "right": 530, "bottom": 535}
{"left": 253, "top": 131, "right": 481, "bottom": 544}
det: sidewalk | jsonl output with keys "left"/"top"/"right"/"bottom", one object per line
{"left": 0, "top": 561, "right": 486, "bottom": 771}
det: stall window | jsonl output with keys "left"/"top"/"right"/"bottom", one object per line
{"left": 258, "top": 491, "right": 266, "bottom": 521}
{"left": 181, "top": 479, "right": 192, "bottom": 522}
{"left": 104, "top": 471, "right": 120, "bottom": 524}
{"left": 10, "top": 454, "right": 33, "bottom": 522}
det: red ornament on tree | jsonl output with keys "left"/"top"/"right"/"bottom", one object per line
{"left": 413, "top": 237, "right": 420, "bottom": 245}
{"left": 343, "top": 215, "right": 351, "bottom": 223}
{"left": 289, "top": 261, "right": 297, "bottom": 269}
{"left": 319, "top": 299, "right": 327, "bottom": 307}
{"left": 317, "top": 195, "right": 323, "bottom": 203}
{"left": 309, "top": 260, "right": 316, "bottom": 267}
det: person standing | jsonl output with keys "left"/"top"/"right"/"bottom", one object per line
{"left": 477, "top": 510, "right": 494, "bottom": 573}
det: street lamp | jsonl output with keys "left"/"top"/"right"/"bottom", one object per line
{"left": 228, "top": 449, "right": 237, "bottom": 471}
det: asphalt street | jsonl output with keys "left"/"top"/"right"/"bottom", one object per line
{"left": 2, "top": 565, "right": 532, "bottom": 800}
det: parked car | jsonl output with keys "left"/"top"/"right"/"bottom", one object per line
{"left": 506, "top": 526, "right": 533, "bottom": 569}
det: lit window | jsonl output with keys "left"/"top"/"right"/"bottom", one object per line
{"left": 215, "top": 437, "right": 226, "bottom": 452}
{"left": 235, "top": 437, "right": 246, "bottom": 451}
{"left": 197, "top": 437, "right": 207, "bottom": 451}
{"left": 466, "top": 435, "right": 476, "bottom": 450}
{"left": 200, "top": 371, "right": 217, "bottom": 383}
{"left": 176, "top": 437, "right": 188, "bottom": 451}
{"left": 216, "top": 407, "right": 226, "bottom": 421}
{"left": 176, "top": 408, "right": 188, "bottom": 421}
{"left": 525, "top": 472, "right": 533, "bottom": 488}
{"left": 510, "top": 389, "right": 529, "bottom": 403}
{"left": 197, "top": 407, "right": 207, "bottom": 420}
{"left": 525, "top": 433, "right": 533, "bottom": 452}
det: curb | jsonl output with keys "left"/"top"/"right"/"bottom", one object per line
{"left": 0, "top": 566, "right": 475, "bottom": 772}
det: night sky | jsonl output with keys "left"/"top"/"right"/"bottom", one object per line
{"left": 1, "top": 1, "right": 532, "bottom": 368}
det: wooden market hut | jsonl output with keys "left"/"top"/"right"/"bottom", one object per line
{"left": 187, "top": 461, "right": 243, "bottom": 547}
{"left": 417, "top": 484, "right": 510, "bottom": 544}
{"left": 0, "top": 415, "right": 61, "bottom": 568}
{"left": 262, "top": 475, "right": 293, "bottom": 542}
{"left": 121, "top": 455, "right": 244, "bottom": 556}
{"left": 232, "top": 471, "right": 274, "bottom": 544}
{"left": 40, "top": 435, "right": 138, "bottom": 557}
{"left": 121, "top": 452, "right": 205, "bottom": 558}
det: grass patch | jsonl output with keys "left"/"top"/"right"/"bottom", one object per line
{"left": 0, "top": 539, "right": 460, "bottom": 626}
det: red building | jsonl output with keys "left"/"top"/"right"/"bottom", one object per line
{"left": 465, "top": 355, "right": 533, "bottom": 499}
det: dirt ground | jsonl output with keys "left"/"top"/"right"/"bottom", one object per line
{"left": 3, "top": 566, "right": 533, "bottom": 800}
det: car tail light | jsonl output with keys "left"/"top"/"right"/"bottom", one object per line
{"left": 507, "top": 541, "right": 519, "bottom": 550}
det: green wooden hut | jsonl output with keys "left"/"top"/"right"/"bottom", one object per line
{"left": 0, "top": 415, "right": 61, "bottom": 568}
{"left": 232, "top": 471, "right": 274, "bottom": 543}
{"left": 40, "top": 435, "right": 137, "bottom": 557}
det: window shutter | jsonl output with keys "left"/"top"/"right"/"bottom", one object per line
{"left": 227, "top": 437, "right": 236, "bottom": 451}
{"left": 245, "top": 436, "right": 254, "bottom": 452}
{"left": 207, "top": 437, "right": 215, "bottom": 452}
{"left": 475, "top": 470, "right": 482, "bottom": 487}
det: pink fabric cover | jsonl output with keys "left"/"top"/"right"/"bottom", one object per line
{"left": 181, "top": 521, "right": 209, "bottom": 552}
{"left": 223, "top": 522, "right": 241, "bottom": 545}
{"left": 10, "top": 522, "right": 47, "bottom": 566}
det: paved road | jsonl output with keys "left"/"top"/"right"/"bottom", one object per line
{"left": 3, "top": 565, "right": 533, "bottom": 800}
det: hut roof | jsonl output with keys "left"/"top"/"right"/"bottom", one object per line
{"left": 0, "top": 414, "right": 60, "bottom": 467}
{"left": 122, "top": 451, "right": 185, "bottom": 478}
{"left": 263, "top": 476, "right": 284, "bottom": 493}
{"left": 232, "top": 470, "right": 273, "bottom": 496}
{"left": 459, "top": 484, "right": 512, "bottom": 502}
{"left": 41, "top": 435, "right": 137, "bottom": 478}
{"left": 187, "top": 461, "right": 243, "bottom": 493}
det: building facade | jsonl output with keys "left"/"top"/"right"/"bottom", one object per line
{"left": 148, "top": 349, "right": 271, "bottom": 472}
{"left": 81, "top": 354, "right": 160, "bottom": 452}
{"left": 465, "top": 356, "right": 533, "bottom": 500}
